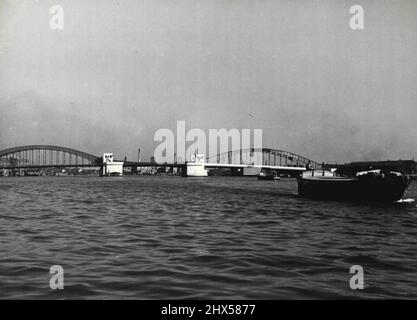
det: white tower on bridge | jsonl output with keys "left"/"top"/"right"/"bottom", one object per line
{"left": 101, "top": 153, "right": 124, "bottom": 176}
{"left": 186, "top": 154, "right": 208, "bottom": 177}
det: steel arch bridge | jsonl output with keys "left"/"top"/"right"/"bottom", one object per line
{"left": 206, "top": 148, "right": 321, "bottom": 169}
{"left": 0, "top": 145, "right": 99, "bottom": 168}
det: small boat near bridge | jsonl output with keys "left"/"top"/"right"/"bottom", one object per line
{"left": 257, "top": 169, "right": 280, "bottom": 181}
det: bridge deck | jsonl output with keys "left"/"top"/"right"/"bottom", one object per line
{"left": 2, "top": 162, "right": 307, "bottom": 171}
{"left": 203, "top": 163, "right": 306, "bottom": 171}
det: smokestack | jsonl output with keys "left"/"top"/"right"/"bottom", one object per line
{"left": 138, "top": 148, "right": 141, "bottom": 162}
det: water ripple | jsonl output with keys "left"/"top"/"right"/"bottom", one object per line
{"left": 0, "top": 176, "right": 416, "bottom": 299}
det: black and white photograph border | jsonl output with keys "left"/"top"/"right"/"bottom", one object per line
{"left": 0, "top": 0, "right": 417, "bottom": 305}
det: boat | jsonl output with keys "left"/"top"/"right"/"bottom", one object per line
{"left": 297, "top": 169, "right": 410, "bottom": 201}
{"left": 258, "top": 169, "right": 280, "bottom": 181}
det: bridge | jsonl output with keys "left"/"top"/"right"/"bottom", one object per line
{"left": 205, "top": 148, "right": 321, "bottom": 168}
{"left": 0, "top": 145, "right": 100, "bottom": 168}
{"left": 0, "top": 145, "right": 321, "bottom": 176}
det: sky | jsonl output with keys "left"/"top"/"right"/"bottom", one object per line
{"left": 1, "top": 0, "right": 416, "bottom": 163}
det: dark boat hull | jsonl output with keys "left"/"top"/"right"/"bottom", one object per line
{"left": 298, "top": 172, "right": 410, "bottom": 202}
{"left": 257, "top": 170, "right": 280, "bottom": 180}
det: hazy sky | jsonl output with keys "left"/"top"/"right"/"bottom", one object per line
{"left": 1, "top": 0, "right": 416, "bottom": 163}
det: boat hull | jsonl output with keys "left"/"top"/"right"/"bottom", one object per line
{"left": 258, "top": 170, "right": 280, "bottom": 181}
{"left": 297, "top": 171, "right": 410, "bottom": 202}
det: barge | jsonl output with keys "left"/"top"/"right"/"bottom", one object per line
{"left": 297, "top": 169, "right": 410, "bottom": 202}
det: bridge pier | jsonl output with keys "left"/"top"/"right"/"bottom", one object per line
{"left": 243, "top": 167, "right": 261, "bottom": 176}
{"left": 185, "top": 155, "right": 208, "bottom": 177}
{"left": 101, "top": 153, "right": 124, "bottom": 176}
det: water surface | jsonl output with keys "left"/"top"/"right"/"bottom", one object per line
{"left": 0, "top": 176, "right": 416, "bottom": 299}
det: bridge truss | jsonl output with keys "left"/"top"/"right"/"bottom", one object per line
{"left": 0, "top": 145, "right": 99, "bottom": 168}
{"left": 0, "top": 145, "right": 321, "bottom": 171}
{"left": 205, "top": 148, "right": 321, "bottom": 169}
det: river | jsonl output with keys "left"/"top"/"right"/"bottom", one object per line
{"left": 0, "top": 176, "right": 416, "bottom": 299}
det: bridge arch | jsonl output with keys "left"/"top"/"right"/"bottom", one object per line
{"left": 206, "top": 148, "right": 321, "bottom": 169}
{"left": 0, "top": 145, "right": 99, "bottom": 167}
